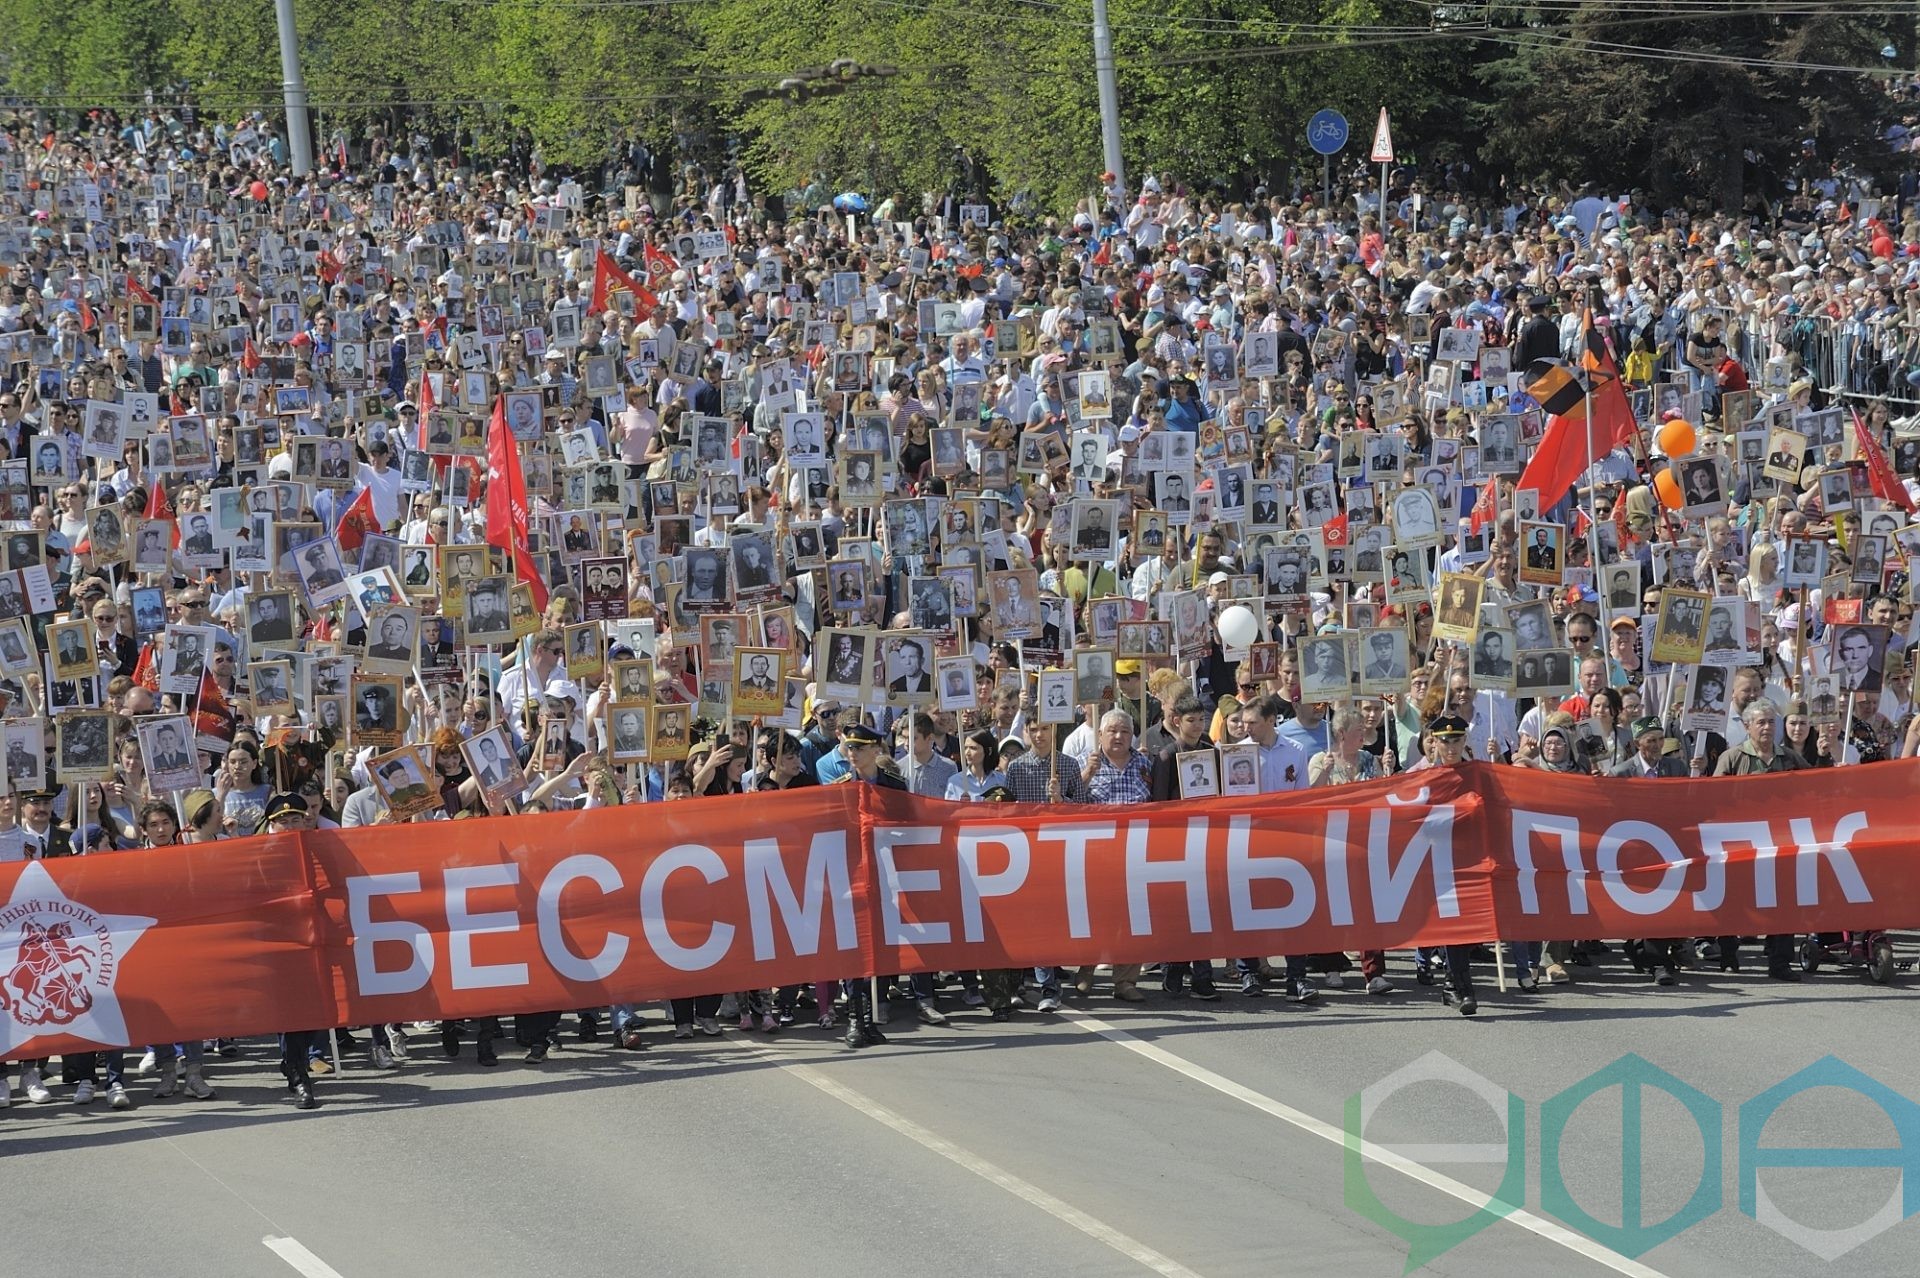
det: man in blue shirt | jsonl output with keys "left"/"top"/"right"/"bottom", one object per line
{"left": 1162, "top": 374, "right": 1210, "bottom": 433}
{"left": 1277, "top": 699, "right": 1332, "bottom": 757}
{"left": 802, "top": 702, "right": 850, "bottom": 782}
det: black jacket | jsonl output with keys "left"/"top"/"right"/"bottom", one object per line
{"left": 1515, "top": 315, "right": 1561, "bottom": 368}
{"left": 1149, "top": 736, "right": 1214, "bottom": 801}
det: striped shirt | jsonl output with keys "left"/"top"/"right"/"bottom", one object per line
{"left": 1086, "top": 750, "right": 1152, "bottom": 805}
{"left": 1006, "top": 751, "right": 1087, "bottom": 804}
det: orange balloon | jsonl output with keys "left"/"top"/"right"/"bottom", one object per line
{"left": 1653, "top": 468, "right": 1684, "bottom": 510}
{"left": 1656, "top": 417, "right": 1697, "bottom": 458}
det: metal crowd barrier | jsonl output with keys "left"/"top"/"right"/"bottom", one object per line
{"left": 1729, "top": 308, "right": 1920, "bottom": 408}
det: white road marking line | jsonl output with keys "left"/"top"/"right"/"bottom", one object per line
{"left": 1064, "top": 1013, "right": 1672, "bottom": 1278}
{"left": 757, "top": 1048, "right": 1205, "bottom": 1278}
{"left": 263, "top": 1236, "right": 347, "bottom": 1278}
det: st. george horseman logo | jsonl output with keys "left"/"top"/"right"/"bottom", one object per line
{"left": 0, "top": 862, "right": 154, "bottom": 1054}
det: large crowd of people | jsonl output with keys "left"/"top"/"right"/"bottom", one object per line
{"left": 2, "top": 93, "right": 1919, "bottom": 1113}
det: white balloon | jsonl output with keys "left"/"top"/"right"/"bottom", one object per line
{"left": 1216, "top": 605, "right": 1260, "bottom": 649}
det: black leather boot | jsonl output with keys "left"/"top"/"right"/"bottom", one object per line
{"left": 475, "top": 1019, "right": 498, "bottom": 1067}
{"left": 843, "top": 983, "right": 866, "bottom": 1049}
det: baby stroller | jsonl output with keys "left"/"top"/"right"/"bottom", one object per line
{"left": 1799, "top": 930, "right": 1898, "bottom": 984}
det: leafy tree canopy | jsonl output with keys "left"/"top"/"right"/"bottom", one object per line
{"left": 0, "top": 0, "right": 1905, "bottom": 212}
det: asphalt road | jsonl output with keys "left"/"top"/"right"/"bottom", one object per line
{"left": 6, "top": 950, "right": 1919, "bottom": 1278}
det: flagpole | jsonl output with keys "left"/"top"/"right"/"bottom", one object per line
{"left": 1378, "top": 160, "right": 1388, "bottom": 244}
{"left": 1574, "top": 295, "right": 1620, "bottom": 621}
{"left": 1579, "top": 327, "right": 1607, "bottom": 633}
{"left": 1581, "top": 353, "right": 1597, "bottom": 558}
{"left": 1841, "top": 677, "right": 1857, "bottom": 764}
{"left": 1792, "top": 583, "right": 1809, "bottom": 700}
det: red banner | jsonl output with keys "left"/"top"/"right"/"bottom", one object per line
{"left": 0, "top": 838, "right": 331, "bottom": 1060}
{"left": 5, "top": 763, "right": 1916, "bottom": 1059}
{"left": 483, "top": 395, "right": 547, "bottom": 612}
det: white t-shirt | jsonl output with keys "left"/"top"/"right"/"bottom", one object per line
{"left": 1127, "top": 205, "right": 1166, "bottom": 249}
{"left": 354, "top": 461, "right": 405, "bottom": 529}
{"left": 496, "top": 661, "right": 567, "bottom": 722}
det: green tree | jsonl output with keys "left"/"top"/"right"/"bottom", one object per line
{"left": 1474, "top": 4, "right": 1904, "bottom": 207}
{"left": 0, "top": 0, "right": 1900, "bottom": 217}
{"left": 691, "top": 0, "right": 969, "bottom": 202}
{"left": 0, "top": 0, "right": 171, "bottom": 103}
{"left": 164, "top": 0, "right": 282, "bottom": 114}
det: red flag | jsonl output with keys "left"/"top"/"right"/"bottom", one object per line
{"left": 1824, "top": 595, "right": 1864, "bottom": 625}
{"left": 126, "top": 273, "right": 157, "bottom": 306}
{"left": 130, "top": 651, "right": 233, "bottom": 745}
{"left": 1515, "top": 307, "right": 1638, "bottom": 510}
{"left": 590, "top": 250, "right": 658, "bottom": 319}
{"left": 1321, "top": 512, "right": 1348, "bottom": 548}
{"left": 485, "top": 396, "right": 548, "bottom": 613}
{"left": 187, "top": 673, "right": 235, "bottom": 747}
{"left": 334, "top": 482, "right": 380, "bottom": 558}
{"left": 147, "top": 475, "right": 175, "bottom": 523}
{"left": 77, "top": 296, "right": 94, "bottom": 332}
{"left": 148, "top": 475, "right": 179, "bottom": 548}
{"left": 643, "top": 241, "right": 678, "bottom": 280}
{"left": 132, "top": 640, "right": 160, "bottom": 692}
{"left": 1467, "top": 475, "right": 1500, "bottom": 535}
{"left": 1850, "top": 407, "right": 1916, "bottom": 514}
{"left": 241, "top": 337, "right": 262, "bottom": 374}
{"left": 416, "top": 365, "right": 437, "bottom": 451}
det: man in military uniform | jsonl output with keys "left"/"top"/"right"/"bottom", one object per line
{"left": 265, "top": 794, "right": 325, "bottom": 1108}
{"left": 1406, "top": 716, "right": 1482, "bottom": 1015}
{"left": 973, "top": 784, "right": 1027, "bottom": 1022}
{"left": 834, "top": 723, "right": 905, "bottom": 1049}
{"left": 182, "top": 514, "right": 215, "bottom": 556}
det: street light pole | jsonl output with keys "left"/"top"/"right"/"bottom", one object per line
{"left": 275, "top": 0, "right": 313, "bottom": 176}
{"left": 1091, "top": 0, "right": 1125, "bottom": 204}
